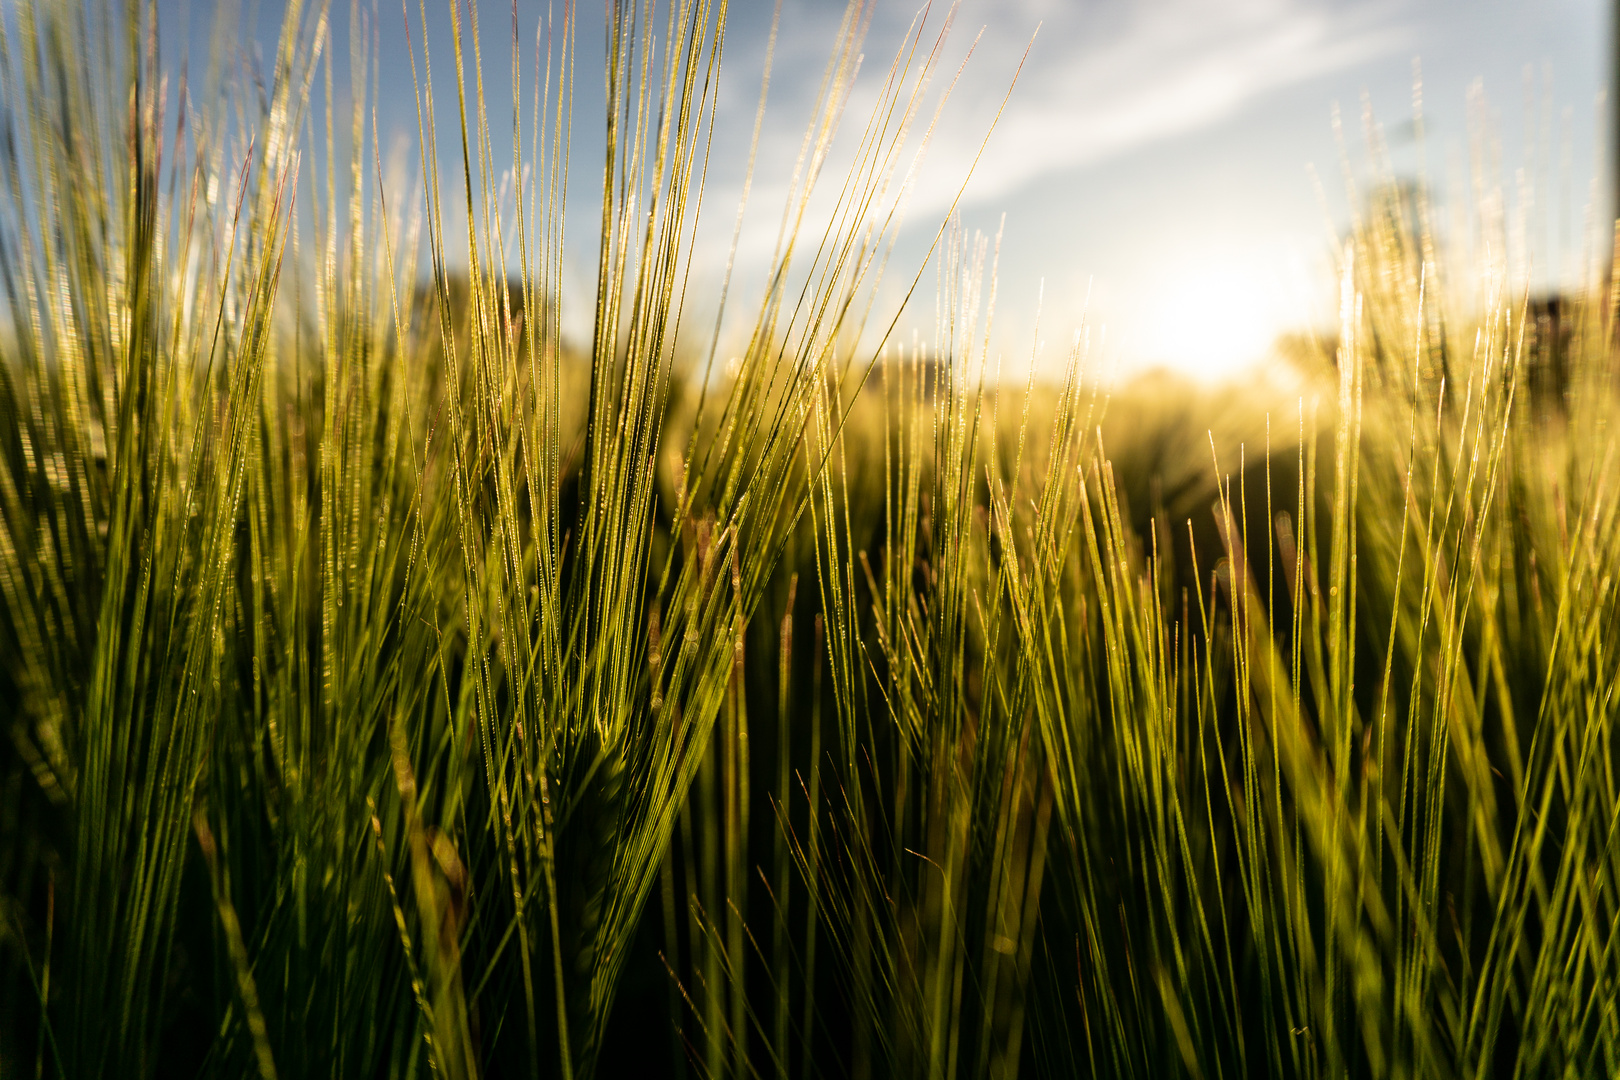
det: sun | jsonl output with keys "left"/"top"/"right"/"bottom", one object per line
{"left": 1133, "top": 249, "right": 1298, "bottom": 381}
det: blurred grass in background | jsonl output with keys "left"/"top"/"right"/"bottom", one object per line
{"left": 1, "top": 1, "right": 1616, "bottom": 1078}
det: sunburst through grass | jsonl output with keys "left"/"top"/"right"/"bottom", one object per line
{"left": 1, "top": 1, "right": 1617, "bottom": 1078}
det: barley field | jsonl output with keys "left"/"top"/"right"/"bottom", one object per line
{"left": 1, "top": 1, "right": 1616, "bottom": 1078}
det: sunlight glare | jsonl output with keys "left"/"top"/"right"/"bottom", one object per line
{"left": 1135, "top": 250, "right": 1293, "bottom": 381}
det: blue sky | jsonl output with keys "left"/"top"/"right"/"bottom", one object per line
{"left": 151, "top": 0, "right": 1609, "bottom": 379}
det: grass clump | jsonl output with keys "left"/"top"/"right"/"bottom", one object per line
{"left": 2, "top": 0, "right": 1618, "bottom": 1078}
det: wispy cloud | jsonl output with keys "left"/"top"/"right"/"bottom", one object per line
{"left": 906, "top": 0, "right": 1415, "bottom": 213}
{"left": 715, "top": 0, "right": 1413, "bottom": 241}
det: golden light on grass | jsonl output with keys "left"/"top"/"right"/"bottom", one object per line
{"left": 3, "top": 1, "right": 1618, "bottom": 1077}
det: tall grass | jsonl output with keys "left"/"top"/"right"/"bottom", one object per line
{"left": 2, "top": 0, "right": 1617, "bottom": 1078}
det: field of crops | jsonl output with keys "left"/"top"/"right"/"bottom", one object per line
{"left": 2, "top": 1, "right": 1617, "bottom": 1077}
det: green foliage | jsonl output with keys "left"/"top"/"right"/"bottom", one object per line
{"left": 2, "top": 1, "right": 1617, "bottom": 1078}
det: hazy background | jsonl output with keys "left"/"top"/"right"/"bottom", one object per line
{"left": 158, "top": 0, "right": 1609, "bottom": 380}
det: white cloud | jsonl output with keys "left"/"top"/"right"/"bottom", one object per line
{"left": 904, "top": 0, "right": 1415, "bottom": 214}
{"left": 711, "top": 0, "right": 1413, "bottom": 244}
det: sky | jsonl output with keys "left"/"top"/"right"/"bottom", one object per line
{"left": 737, "top": 0, "right": 1608, "bottom": 380}
{"left": 151, "top": 0, "right": 1610, "bottom": 381}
